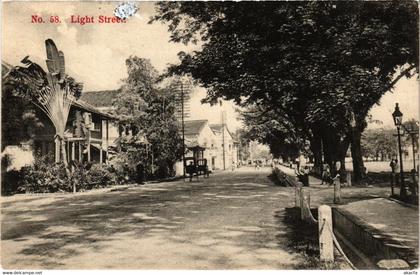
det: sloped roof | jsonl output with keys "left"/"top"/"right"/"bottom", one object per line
{"left": 209, "top": 124, "right": 223, "bottom": 133}
{"left": 182, "top": 120, "right": 208, "bottom": 136}
{"left": 72, "top": 99, "right": 115, "bottom": 119}
{"left": 80, "top": 90, "right": 120, "bottom": 107}
{"left": 209, "top": 123, "right": 234, "bottom": 137}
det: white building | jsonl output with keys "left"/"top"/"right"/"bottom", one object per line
{"left": 174, "top": 120, "right": 239, "bottom": 175}
{"left": 209, "top": 124, "right": 239, "bottom": 170}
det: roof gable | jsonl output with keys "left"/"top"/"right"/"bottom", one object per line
{"left": 183, "top": 120, "right": 208, "bottom": 136}
{"left": 209, "top": 124, "right": 233, "bottom": 138}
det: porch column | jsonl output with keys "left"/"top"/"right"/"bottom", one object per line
{"left": 71, "top": 142, "right": 75, "bottom": 161}
{"left": 78, "top": 142, "right": 82, "bottom": 162}
{"left": 66, "top": 140, "right": 70, "bottom": 163}
{"left": 99, "top": 145, "right": 103, "bottom": 163}
{"left": 54, "top": 137, "right": 60, "bottom": 163}
{"left": 105, "top": 120, "right": 109, "bottom": 163}
{"left": 87, "top": 139, "right": 90, "bottom": 162}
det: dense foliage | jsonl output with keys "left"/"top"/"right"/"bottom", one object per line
{"left": 112, "top": 56, "right": 183, "bottom": 179}
{"left": 1, "top": 155, "right": 126, "bottom": 195}
{"left": 152, "top": 1, "right": 418, "bottom": 182}
{"left": 361, "top": 128, "right": 399, "bottom": 161}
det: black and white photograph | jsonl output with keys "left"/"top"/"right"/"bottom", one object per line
{"left": 1, "top": 1, "right": 419, "bottom": 272}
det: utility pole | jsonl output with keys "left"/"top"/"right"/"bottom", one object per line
{"left": 221, "top": 108, "right": 226, "bottom": 170}
{"left": 397, "top": 125, "right": 406, "bottom": 198}
{"left": 181, "top": 82, "right": 186, "bottom": 178}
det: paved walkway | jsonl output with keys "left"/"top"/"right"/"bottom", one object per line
{"left": 2, "top": 167, "right": 310, "bottom": 270}
{"left": 340, "top": 198, "right": 419, "bottom": 256}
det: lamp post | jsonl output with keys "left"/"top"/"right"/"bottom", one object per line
{"left": 401, "top": 122, "right": 418, "bottom": 172}
{"left": 392, "top": 103, "right": 406, "bottom": 198}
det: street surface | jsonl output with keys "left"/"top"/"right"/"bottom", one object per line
{"left": 2, "top": 167, "right": 309, "bottom": 269}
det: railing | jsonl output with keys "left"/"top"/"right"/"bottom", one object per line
{"left": 90, "top": 130, "right": 102, "bottom": 140}
{"left": 295, "top": 184, "right": 356, "bottom": 269}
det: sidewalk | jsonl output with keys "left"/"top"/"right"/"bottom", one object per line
{"left": 339, "top": 198, "right": 418, "bottom": 255}
{"left": 276, "top": 164, "right": 419, "bottom": 267}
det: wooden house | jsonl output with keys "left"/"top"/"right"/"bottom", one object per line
{"left": 32, "top": 99, "right": 115, "bottom": 163}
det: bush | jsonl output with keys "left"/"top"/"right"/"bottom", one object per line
{"left": 15, "top": 156, "right": 123, "bottom": 194}
{"left": 1, "top": 153, "right": 23, "bottom": 195}
{"left": 2, "top": 169, "right": 23, "bottom": 195}
{"left": 85, "top": 163, "right": 118, "bottom": 189}
{"left": 20, "top": 156, "right": 70, "bottom": 193}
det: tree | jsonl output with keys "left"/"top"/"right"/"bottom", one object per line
{"left": 151, "top": 1, "right": 418, "bottom": 182}
{"left": 1, "top": 80, "right": 43, "bottom": 150}
{"left": 361, "top": 128, "right": 399, "bottom": 161}
{"left": 240, "top": 105, "right": 301, "bottom": 162}
{"left": 2, "top": 40, "right": 83, "bottom": 175}
{"left": 112, "top": 56, "right": 183, "bottom": 178}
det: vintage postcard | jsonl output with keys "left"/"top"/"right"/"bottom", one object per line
{"left": 1, "top": 0, "right": 419, "bottom": 273}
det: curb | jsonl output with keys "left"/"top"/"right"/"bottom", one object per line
{"left": 332, "top": 206, "right": 418, "bottom": 269}
{"left": 387, "top": 197, "right": 419, "bottom": 210}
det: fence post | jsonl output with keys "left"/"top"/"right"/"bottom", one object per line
{"left": 346, "top": 172, "right": 352, "bottom": 187}
{"left": 300, "top": 187, "right": 305, "bottom": 220}
{"left": 303, "top": 192, "right": 311, "bottom": 221}
{"left": 318, "top": 205, "right": 334, "bottom": 262}
{"left": 390, "top": 172, "right": 395, "bottom": 196}
{"left": 334, "top": 176, "right": 341, "bottom": 204}
{"left": 300, "top": 187, "right": 311, "bottom": 221}
{"left": 295, "top": 186, "right": 301, "bottom": 207}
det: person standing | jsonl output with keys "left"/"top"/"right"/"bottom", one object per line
{"left": 390, "top": 159, "right": 397, "bottom": 174}
{"left": 136, "top": 162, "right": 145, "bottom": 184}
{"left": 187, "top": 161, "right": 195, "bottom": 182}
{"left": 321, "top": 163, "right": 331, "bottom": 185}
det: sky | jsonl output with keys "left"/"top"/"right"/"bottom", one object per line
{"left": 2, "top": 1, "right": 418, "bottom": 132}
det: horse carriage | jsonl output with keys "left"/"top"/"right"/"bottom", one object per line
{"left": 184, "top": 156, "right": 210, "bottom": 181}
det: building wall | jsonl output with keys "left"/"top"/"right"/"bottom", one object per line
{"left": 174, "top": 121, "right": 239, "bottom": 175}
{"left": 213, "top": 127, "right": 238, "bottom": 170}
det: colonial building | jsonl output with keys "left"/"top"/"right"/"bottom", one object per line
{"left": 2, "top": 60, "right": 115, "bottom": 168}
{"left": 80, "top": 90, "right": 120, "bottom": 148}
{"left": 175, "top": 120, "right": 238, "bottom": 174}
{"left": 33, "top": 99, "right": 114, "bottom": 164}
{"left": 182, "top": 120, "right": 219, "bottom": 170}
{"left": 209, "top": 123, "right": 239, "bottom": 170}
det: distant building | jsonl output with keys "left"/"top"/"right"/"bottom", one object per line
{"left": 175, "top": 120, "right": 238, "bottom": 174}
{"left": 182, "top": 120, "right": 219, "bottom": 170}
{"left": 209, "top": 124, "right": 239, "bottom": 170}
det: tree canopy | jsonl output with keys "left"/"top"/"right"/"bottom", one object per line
{"left": 112, "top": 56, "right": 183, "bottom": 178}
{"left": 152, "top": 1, "right": 418, "bottom": 181}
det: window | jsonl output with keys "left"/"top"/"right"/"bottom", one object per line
{"left": 94, "top": 122, "right": 101, "bottom": 131}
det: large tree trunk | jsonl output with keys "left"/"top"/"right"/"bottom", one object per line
{"left": 338, "top": 135, "right": 351, "bottom": 183}
{"left": 321, "top": 129, "right": 337, "bottom": 175}
{"left": 310, "top": 128, "right": 323, "bottom": 176}
{"left": 351, "top": 127, "right": 365, "bottom": 184}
